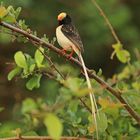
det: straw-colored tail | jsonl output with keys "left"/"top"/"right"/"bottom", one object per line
{"left": 78, "top": 53, "right": 99, "bottom": 139}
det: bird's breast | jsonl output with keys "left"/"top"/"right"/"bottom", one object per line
{"left": 56, "top": 26, "right": 73, "bottom": 51}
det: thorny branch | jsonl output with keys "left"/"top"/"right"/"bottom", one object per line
{"left": 0, "top": 21, "right": 140, "bottom": 124}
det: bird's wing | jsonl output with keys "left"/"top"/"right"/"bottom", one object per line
{"left": 61, "top": 24, "right": 84, "bottom": 53}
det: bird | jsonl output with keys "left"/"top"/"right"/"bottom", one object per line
{"left": 56, "top": 12, "right": 99, "bottom": 139}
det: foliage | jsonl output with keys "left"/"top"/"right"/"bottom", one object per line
{"left": 0, "top": 1, "right": 140, "bottom": 140}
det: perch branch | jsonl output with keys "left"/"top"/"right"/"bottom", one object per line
{"left": 0, "top": 21, "right": 140, "bottom": 124}
{"left": 1, "top": 136, "right": 87, "bottom": 140}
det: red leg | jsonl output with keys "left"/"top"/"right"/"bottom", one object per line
{"left": 60, "top": 48, "right": 66, "bottom": 55}
{"left": 67, "top": 49, "right": 74, "bottom": 59}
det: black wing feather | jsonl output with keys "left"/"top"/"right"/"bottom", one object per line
{"left": 61, "top": 24, "right": 84, "bottom": 53}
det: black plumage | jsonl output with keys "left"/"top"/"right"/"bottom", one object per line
{"left": 61, "top": 24, "right": 84, "bottom": 53}
{"left": 59, "top": 14, "right": 84, "bottom": 53}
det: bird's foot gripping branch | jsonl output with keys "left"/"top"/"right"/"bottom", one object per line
{"left": 0, "top": 4, "right": 140, "bottom": 140}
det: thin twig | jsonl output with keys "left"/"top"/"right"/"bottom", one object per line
{"left": 0, "top": 136, "right": 87, "bottom": 140}
{"left": 91, "top": 0, "right": 120, "bottom": 43}
{"left": 0, "top": 21, "right": 140, "bottom": 124}
{"left": 79, "top": 98, "right": 92, "bottom": 114}
{"left": 30, "top": 39, "right": 66, "bottom": 80}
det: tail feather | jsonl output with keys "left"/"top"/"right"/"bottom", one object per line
{"left": 78, "top": 53, "right": 99, "bottom": 139}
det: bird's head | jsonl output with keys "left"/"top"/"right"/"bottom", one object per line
{"left": 57, "top": 12, "right": 72, "bottom": 25}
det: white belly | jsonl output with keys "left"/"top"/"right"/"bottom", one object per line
{"left": 56, "top": 25, "right": 73, "bottom": 51}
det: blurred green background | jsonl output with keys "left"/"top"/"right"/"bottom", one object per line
{"left": 0, "top": 0, "right": 140, "bottom": 127}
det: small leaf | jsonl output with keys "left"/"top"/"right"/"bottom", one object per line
{"left": 132, "top": 82, "right": 140, "bottom": 91}
{"left": 21, "top": 98, "right": 38, "bottom": 114}
{"left": 14, "top": 51, "right": 27, "bottom": 69}
{"left": 15, "top": 7, "right": 21, "bottom": 19}
{"left": 35, "top": 47, "right": 44, "bottom": 68}
{"left": 3, "top": 14, "right": 16, "bottom": 23}
{"left": 96, "top": 111, "right": 108, "bottom": 132}
{"left": 106, "top": 135, "right": 114, "bottom": 140}
{"left": 98, "top": 97, "right": 123, "bottom": 109}
{"left": 0, "top": 6, "right": 7, "bottom": 18}
{"left": 7, "top": 6, "right": 14, "bottom": 13}
{"left": 8, "top": 67, "right": 22, "bottom": 81}
{"left": 42, "top": 34, "right": 49, "bottom": 42}
{"left": 64, "top": 77, "right": 83, "bottom": 92}
{"left": 68, "top": 100, "right": 78, "bottom": 112}
{"left": 112, "top": 42, "right": 122, "bottom": 51}
{"left": 62, "top": 77, "right": 89, "bottom": 97}
{"left": 98, "top": 97, "right": 123, "bottom": 119}
{"left": 116, "top": 50, "right": 130, "bottom": 63}
{"left": 98, "top": 97, "right": 111, "bottom": 109}
{"left": 44, "top": 113, "right": 63, "bottom": 140}
{"left": 117, "top": 66, "right": 130, "bottom": 80}
{"left": 29, "top": 64, "right": 36, "bottom": 73}
{"left": 18, "top": 19, "right": 28, "bottom": 30}
{"left": 111, "top": 43, "right": 130, "bottom": 63}
{"left": 97, "top": 68, "right": 102, "bottom": 76}
{"left": 26, "top": 74, "right": 42, "bottom": 90}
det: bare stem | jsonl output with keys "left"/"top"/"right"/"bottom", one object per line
{"left": 0, "top": 21, "right": 140, "bottom": 124}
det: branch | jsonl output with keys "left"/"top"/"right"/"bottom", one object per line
{"left": 2, "top": 136, "right": 87, "bottom": 140}
{"left": 0, "top": 21, "right": 140, "bottom": 124}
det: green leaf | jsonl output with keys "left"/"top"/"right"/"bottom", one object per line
{"left": 21, "top": 98, "right": 38, "bottom": 114}
{"left": 63, "top": 77, "right": 89, "bottom": 97}
{"left": 14, "top": 51, "right": 27, "bottom": 69}
{"left": 29, "top": 64, "right": 36, "bottom": 73}
{"left": 112, "top": 42, "right": 122, "bottom": 51}
{"left": 35, "top": 47, "right": 44, "bottom": 68}
{"left": 111, "top": 43, "right": 130, "bottom": 63}
{"left": 44, "top": 113, "right": 63, "bottom": 140}
{"left": 3, "top": 14, "right": 16, "bottom": 23}
{"left": 42, "top": 34, "right": 49, "bottom": 42}
{"left": 26, "top": 74, "right": 42, "bottom": 90}
{"left": 68, "top": 100, "right": 78, "bottom": 112}
{"left": 106, "top": 135, "right": 114, "bottom": 140}
{"left": 116, "top": 50, "right": 130, "bottom": 63}
{"left": 18, "top": 20, "right": 28, "bottom": 30}
{"left": 15, "top": 7, "right": 21, "bottom": 19}
{"left": 0, "top": 6, "right": 8, "bottom": 18}
{"left": 117, "top": 66, "right": 130, "bottom": 80}
{"left": 132, "top": 82, "right": 140, "bottom": 91}
{"left": 7, "top": 67, "right": 22, "bottom": 81}
{"left": 96, "top": 112, "right": 108, "bottom": 133}
{"left": 0, "top": 122, "right": 21, "bottom": 138}
{"left": 97, "top": 68, "right": 102, "bottom": 76}
{"left": 64, "top": 77, "right": 83, "bottom": 92}
{"left": 98, "top": 98, "right": 123, "bottom": 119}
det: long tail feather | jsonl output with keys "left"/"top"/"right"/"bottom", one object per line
{"left": 78, "top": 53, "right": 99, "bottom": 139}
